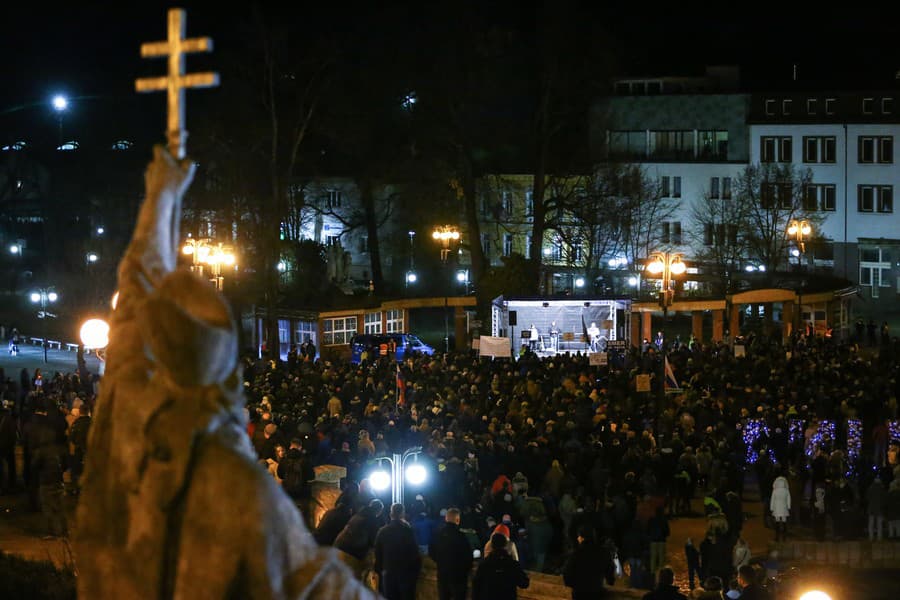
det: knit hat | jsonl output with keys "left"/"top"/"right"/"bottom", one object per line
{"left": 493, "top": 524, "right": 511, "bottom": 539}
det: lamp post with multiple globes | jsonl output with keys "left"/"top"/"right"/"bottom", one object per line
{"left": 432, "top": 225, "right": 460, "bottom": 353}
{"left": 182, "top": 236, "right": 237, "bottom": 291}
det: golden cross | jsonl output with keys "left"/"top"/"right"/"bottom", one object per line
{"left": 135, "top": 8, "right": 219, "bottom": 159}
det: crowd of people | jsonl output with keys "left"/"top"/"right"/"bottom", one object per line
{"left": 2, "top": 325, "right": 900, "bottom": 598}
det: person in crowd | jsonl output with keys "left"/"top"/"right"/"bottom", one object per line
{"left": 67, "top": 402, "right": 91, "bottom": 495}
{"left": 732, "top": 536, "right": 751, "bottom": 573}
{"left": 472, "top": 532, "right": 529, "bottom": 600}
{"left": 28, "top": 396, "right": 67, "bottom": 539}
{"left": 811, "top": 484, "right": 828, "bottom": 541}
{"left": 334, "top": 498, "right": 385, "bottom": 568}
{"left": 694, "top": 576, "right": 725, "bottom": 600}
{"left": 647, "top": 506, "right": 671, "bottom": 578}
{"left": 887, "top": 478, "right": 900, "bottom": 539}
{"left": 0, "top": 398, "right": 17, "bottom": 493}
{"left": 769, "top": 473, "right": 791, "bottom": 542}
{"left": 484, "top": 522, "right": 519, "bottom": 562}
{"left": 429, "top": 507, "right": 473, "bottom": 600}
{"left": 373, "top": 503, "right": 421, "bottom": 600}
{"left": 684, "top": 537, "right": 702, "bottom": 591}
{"left": 736, "top": 564, "right": 770, "bottom": 600}
{"left": 866, "top": 477, "right": 887, "bottom": 541}
{"left": 642, "top": 566, "right": 688, "bottom": 600}
{"left": 563, "top": 524, "right": 616, "bottom": 599}
{"left": 313, "top": 494, "right": 354, "bottom": 546}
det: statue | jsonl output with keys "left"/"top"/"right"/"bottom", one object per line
{"left": 73, "top": 146, "right": 375, "bottom": 599}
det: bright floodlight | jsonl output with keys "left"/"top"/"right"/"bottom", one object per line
{"left": 456, "top": 271, "right": 467, "bottom": 282}
{"left": 30, "top": 292, "right": 41, "bottom": 303}
{"left": 407, "top": 272, "right": 417, "bottom": 283}
{"left": 87, "top": 252, "right": 99, "bottom": 263}
{"left": 369, "top": 469, "right": 391, "bottom": 492}
{"left": 277, "top": 261, "right": 287, "bottom": 272}
{"left": 52, "top": 94, "right": 68, "bottom": 112}
{"left": 47, "top": 292, "right": 58, "bottom": 302}
{"left": 9, "top": 244, "right": 19, "bottom": 254}
{"left": 628, "top": 276, "right": 638, "bottom": 287}
{"left": 574, "top": 277, "right": 585, "bottom": 288}
{"left": 798, "top": 591, "right": 831, "bottom": 600}
{"left": 97, "top": 227, "right": 105, "bottom": 235}
{"left": 80, "top": 318, "right": 110, "bottom": 349}
{"left": 405, "top": 463, "right": 427, "bottom": 486}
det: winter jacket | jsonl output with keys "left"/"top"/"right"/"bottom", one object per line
{"left": 333, "top": 509, "right": 381, "bottom": 560}
{"left": 866, "top": 479, "right": 887, "bottom": 517}
{"left": 411, "top": 513, "right": 437, "bottom": 549}
{"left": 732, "top": 542, "right": 752, "bottom": 569}
{"left": 563, "top": 540, "right": 615, "bottom": 600}
{"left": 429, "top": 522, "right": 474, "bottom": 583}
{"left": 373, "top": 519, "right": 422, "bottom": 580}
{"left": 472, "top": 550, "right": 529, "bottom": 600}
{"left": 769, "top": 476, "right": 791, "bottom": 520}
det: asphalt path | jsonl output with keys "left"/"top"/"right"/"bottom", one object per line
{"left": 0, "top": 341, "right": 103, "bottom": 379}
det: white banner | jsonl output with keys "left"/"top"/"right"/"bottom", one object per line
{"left": 589, "top": 352, "right": 608, "bottom": 366}
{"left": 479, "top": 335, "right": 511, "bottom": 358}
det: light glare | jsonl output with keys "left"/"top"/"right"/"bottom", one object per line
{"left": 52, "top": 95, "right": 68, "bottom": 111}
{"left": 369, "top": 469, "right": 390, "bottom": 492}
{"left": 798, "top": 592, "right": 831, "bottom": 600}
{"left": 405, "top": 463, "right": 427, "bottom": 486}
{"left": 80, "top": 318, "right": 110, "bottom": 349}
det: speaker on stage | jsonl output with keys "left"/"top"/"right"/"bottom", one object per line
{"left": 509, "top": 310, "right": 517, "bottom": 326}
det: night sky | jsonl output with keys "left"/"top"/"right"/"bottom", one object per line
{"left": 1, "top": 3, "right": 897, "bottom": 140}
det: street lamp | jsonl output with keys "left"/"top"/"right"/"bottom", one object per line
{"left": 30, "top": 288, "right": 58, "bottom": 363}
{"left": 432, "top": 225, "right": 460, "bottom": 352}
{"left": 52, "top": 94, "right": 68, "bottom": 148}
{"left": 182, "top": 236, "right": 237, "bottom": 291}
{"left": 406, "top": 230, "right": 417, "bottom": 289}
{"left": 645, "top": 251, "right": 686, "bottom": 315}
{"left": 366, "top": 446, "right": 427, "bottom": 507}
{"left": 787, "top": 219, "right": 812, "bottom": 269}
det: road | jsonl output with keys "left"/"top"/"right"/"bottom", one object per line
{"left": 0, "top": 341, "right": 103, "bottom": 379}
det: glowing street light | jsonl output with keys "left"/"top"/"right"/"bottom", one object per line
{"left": 645, "top": 251, "right": 686, "bottom": 312}
{"left": 367, "top": 446, "right": 427, "bottom": 506}
{"left": 798, "top": 592, "right": 831, "bottom": 600}
{"left": 787, "top": 219, "right": 812, "bottom": 268}
{"left": 86, "top": 252, "right": 99, "bottom": 264}
{"left": 432, "top": 225, "right": 460, "bottom": 353}
{"left": 30, "top": 288, "right": 58, "bottom": 363}
{"left": 182, "top": 236, "right": 237, "bottom": 291}
{"left": 80, "top": 318, "right": 110, "bottom": 350}
{"left": 52, "top": 94, "right": 68, "bottom": 148}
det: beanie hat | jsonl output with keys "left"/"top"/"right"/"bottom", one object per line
{"left": 493, "top": 524, "right": 511, "bottom": 539}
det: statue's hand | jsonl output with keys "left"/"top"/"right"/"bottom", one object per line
{"left": 144, "top": 144, "right": 196, "bottom": 199}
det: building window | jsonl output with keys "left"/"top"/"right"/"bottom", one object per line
{"left": 859, "top": 248, "right": 891, "bottom": 290}
{"left": 650, "top": 130, "right": 695, "bottom": 160}
{"left": 807, "top": 98, "right": 817, "bottom": 114}
{"left": 856, "top": 185, "right": 892, "bottom": 213}
{"left": 880, "top": 137, "right": 894, "bottom": 163}
{"left": 783, "top": 99, "right": 792, "bottom": 115}
{"left": 765, "top": 99, "right": 775, "bottom": 115}
{"left": 779, "top": 137, "right": 792, "bottom": 162}
{"left": 293, "top": 321, "right": 316, "bottom": 346}
{"left": 573, "top": 243, "right": 584, "bottom": 262}
{"left": 385, "top": 309, "right": 404, "bottom": 333}
{"left": 525, "top": 190, "right": 533, "bottom": 217}
{"left": 525, "top": 234, "right": 532, "bottom": 259}
{"left": 661, "top": 176, "right": 671, "bottom": 197}
{"left": 778, "top": 183, "right": 794, "bottom": 209}
{"left": 364, "top": 312, "right": 382, "bottom": 334}
{"left": 661, "top": 222, "right": 670, "bottom": 244}
{"left": 481, "top": 233, "right": 491, "bottom": 258}
{"left": 326, "top": 234, "right": 341, "bottom": 246}
{"left": 761, "top": 183, "right": 775, "bottom": 209}
{"left": 660, "top": 222, "right": 681, "bottom": 244}
{"left": 326, "top": 190, "right": 342, "bottom": 208}
{"left": 359, "top": 236, "right": 369, "bottom": 253}
{"left": 804, "top": 184, "right": 836, "bottom": 211}
{"left": 503, "top": 233, "right": 513, "bottom": 257}
{"left": 501, "top": 190, "right": 513, "bottom": 217}
{"left": 704, "top": 223, "right": 714, "bottom": 246}
{"left": 825, "top": 98, "right": 836, "bottom": 114}
{"left": 323, "top": 316, "right": 357, "bottom": 346}
{"left": 278, "top": 319, "right": 290, "bottom": 344}
{"left": 697, "top": 130, "right": 728, "bottom": 160}
{"left": 761, "top": 137, "right": 776, "bottom": 162}
{"left": 608, "top": 130, "right": 646, "bottom": 159}
{"left": 863, "top": 98, "right": 874, "bottom": 114}
{"left": 710, "top": 177, "right": 720, "bottom": 199}
{"left": 672, "top": 221, "right": 682, "bottom": 244}
{"left": 883, "top": 98, "right": 894, "bottom": 114}
{"left": 859, "top": 136, "right": 893, "bottom": 163}
{"left": 879, "top": 186, "right": 894, "bottom": 213}
{"left": 673, "top": 176, "right": 682, "bottom": 198}
{"left": 722, "top": 177, "right": 732, "bottom": 199}
{"left": 803, "top": 136, "right": 837, "bottom": 163}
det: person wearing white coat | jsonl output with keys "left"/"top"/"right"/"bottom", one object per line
{"left": 770, "top": 475, "right": 791, "bottom": 542}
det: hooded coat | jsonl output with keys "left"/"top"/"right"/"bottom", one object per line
{"left": 770, "top": 476, "right": 791, "bottom": 520}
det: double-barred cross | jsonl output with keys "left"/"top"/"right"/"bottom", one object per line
{"left": 135, "top": 8, "right": 219, "bottom": 159}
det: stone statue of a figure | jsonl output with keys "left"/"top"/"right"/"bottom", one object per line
{"left": 74, "top": 146, "right": 375, "bottom": 599}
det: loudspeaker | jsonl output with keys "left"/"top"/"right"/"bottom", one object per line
{"left": 509, "top": 310, "right": 517, "bottom": 326}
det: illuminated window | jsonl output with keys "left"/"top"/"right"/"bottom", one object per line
{"left": 386, "top": 309, "right": 404, "bottom": 333}
{"left": 364, "top": 312, "right": 382, "bottom": 334}
{"left": 323, "top": 316, "right": 357, "bottom": 346}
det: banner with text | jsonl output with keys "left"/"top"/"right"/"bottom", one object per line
{"left": 479, "top": 336, "right": 511, "bottom": 358}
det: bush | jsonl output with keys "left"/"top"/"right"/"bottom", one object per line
{"left": 0, "top": 552, "right": 76, "bottom": 600}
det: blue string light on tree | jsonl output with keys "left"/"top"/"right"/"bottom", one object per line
{"left": 846, "top": 419, "right": 862, "bottom": 476}
{"left": 807, "top": 419, "right": 836, "bottom": 458}
{"left": 743, "top": 418, "right": 769, "bottom": 464}
{"left": 890, "top": 420, "right": 900, "bottom": 444}
{"left": 789, "top": 418, "right": 805, "bottom": 445}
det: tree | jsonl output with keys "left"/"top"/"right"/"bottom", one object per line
{"left": 732, "top": 163, "right": 817, "bottom": 272}
{"left": 613, "top": 165, "right": 675, "bottom": 269}
{"left": 689, "top": 179, "right": 752, "bottom": 295}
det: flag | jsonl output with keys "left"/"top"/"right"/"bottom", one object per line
{"left": 664, "top": 355, "right": 681, "bottom": 393}
{"left": 396, "top": 363, "right": 406, "bottom": 407}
